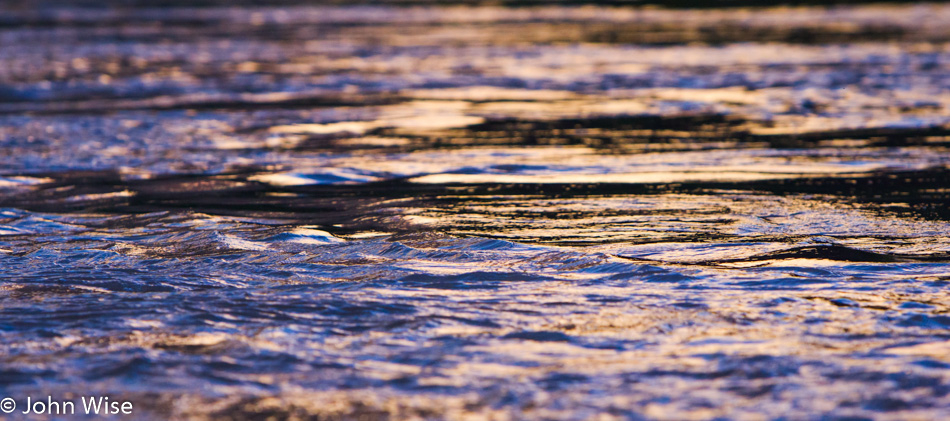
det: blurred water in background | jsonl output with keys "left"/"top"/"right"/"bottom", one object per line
{"left": 1, "top": 2, "right": 950, "bottom": 419}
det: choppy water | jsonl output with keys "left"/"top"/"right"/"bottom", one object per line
{"left": 1, "top": 3, "right": 950, "bottom": 419}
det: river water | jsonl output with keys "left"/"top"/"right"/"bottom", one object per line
{"left": 1, "top": 3, "right": 949, "bottom": 419}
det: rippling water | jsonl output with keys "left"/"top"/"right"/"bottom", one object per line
{"left": 1, "top": 2, "right": 950, "bottom": 419}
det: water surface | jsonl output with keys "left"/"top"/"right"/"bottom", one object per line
{"left": 1, "top": 3, "right": 950, "bottom": 419}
